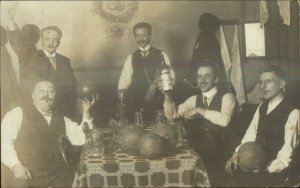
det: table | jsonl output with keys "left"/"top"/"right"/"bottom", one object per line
{"left": 73, "top": 144, "right": 211, "bottom": 187}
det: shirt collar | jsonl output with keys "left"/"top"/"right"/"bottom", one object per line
{"left": 268, "top": 96, "right": 284, "bottom": 107}
{"left": 139, "top": 44, "right": 151, "bottom": 52}
{"left": 202, "top": 87, "right": 217, "bottom": 98}
{"left": 34, "top": 103, "right": 52, "bottom": 117}
{"left": 43, "top": 49, "right": 56, "bottom": 58}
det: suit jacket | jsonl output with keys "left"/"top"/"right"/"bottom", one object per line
{"left": 1, "top": 46, "right": 19, "bottom": 119}
{"left": 8, "top": 29, "right": 78, "bottom": 120}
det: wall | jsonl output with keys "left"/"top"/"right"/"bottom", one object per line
{"left": 1, "top": 1, "right": 245, "bottom": 122}
{"left": 1, "top": 0, "right": 242, "bottom": 81}
{"left": 241, "top": 1, "right": 300, "bottom": 105}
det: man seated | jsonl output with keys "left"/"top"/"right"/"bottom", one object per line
{"left": 161, "top": 60, "right": 238, "bottom": 186}
{"left": 1, "top": 80, "right": 97, "bottom": 187}
{"left": 225, "top": 65, "right": 300, "bottom": 187}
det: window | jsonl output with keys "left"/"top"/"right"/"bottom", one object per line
{"left": 243, "top": 22, "right": 266, "bottom": 58}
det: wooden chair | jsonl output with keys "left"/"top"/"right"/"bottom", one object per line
{"left": 57, "top": 135, "right": 82, "bottom": 177}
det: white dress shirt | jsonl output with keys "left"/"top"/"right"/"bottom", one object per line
{"left": 43, "top": 49, "right": 56, "bottom": 59}
{"left": 235, "top": 98, "right": 300, "bottom": 173}
{"left": 43, "top": 49, "right": 57, "bottom": 70}
{"left": 164, "top": 87, "right": 237, "bottom": 127}
{"left": 118, "top": 44, "right": 175, "bottom": 90}
{"left": 1, "top": 106, "right": 93, "bottom": 170}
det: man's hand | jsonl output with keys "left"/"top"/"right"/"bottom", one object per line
{"left": 183, "top": 108, "right": 205, "bottom": 119}
{"left": 82, "top": 94, "right": 98, "bottom": 113}
{"left": 266, "top": 160, "right": 283, "bottom": 174}
{"left": 12, "top": 164, "right": 32, "bottom": 180}
{"left": 225, "top": 152, "right": 239, "bottom": 175}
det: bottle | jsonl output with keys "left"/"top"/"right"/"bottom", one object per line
{"left": 134, "top": 108, "right": 144, "bottom": 128}
{"left": 116, "top": 90, "right": 127, "bottom": 126}
{"left": 160, "top": 53, "right": 173, "bottom": 91}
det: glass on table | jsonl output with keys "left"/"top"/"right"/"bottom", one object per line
{"left": 90, "top": 128, "right": 104, "bottom": 156}
{"left": 154, "top": 110, "right": 166, "bottom": 125}
{"left": 134, "top": 110, "right": 144, "bottom": 128}
{"left": 173, "top": 121, "right": 187, "bottom": 148}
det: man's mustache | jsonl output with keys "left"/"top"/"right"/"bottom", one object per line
{"left": 138, "top": 40, "right": 147, "bottom": 43}
{"left": 39, "top": 97, "right": 53, "bottom": 101}
{"left": 199, "top": 82, "right": 208, "bottom": 86}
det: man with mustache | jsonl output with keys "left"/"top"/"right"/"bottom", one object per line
{"left": 161, "top": 60, "right": 238, "bottom": 186}
{"left": 225, "top": 65, "right": 299, "bottom": 187}
{"left": 1, "top": 80, "right": 96, "bottom": 187}
{"left": 118, "top": 22, "right": 175, "bottom": 122}
{"left": 7, "top": 9, "right": 79, "bottom": 121}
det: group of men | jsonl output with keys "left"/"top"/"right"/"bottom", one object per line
{"left": 1, "top": 9, "right": 299, "bottom": 188}
{"left": 1, "top": 10, "right": 92, "bottom": 188}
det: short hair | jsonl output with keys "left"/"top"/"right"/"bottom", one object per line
{"left": 133, "top": 22, "right": 152, "bottom": 35}
{"left": 260, "top": 65, "right": 285, "bottom": 80}
{"left": 40, "top": 26, "right": 62, "bottom": 39}
{"left": 196, "top": 59, "right": 219, "bottom": 77}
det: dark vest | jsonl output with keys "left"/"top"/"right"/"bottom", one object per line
{"left": 14, "top": 104, "right": 66, "bottom": 174}
{"left": 186, "top": 90, "right": 230, "bottom": 153}
{"left": 256, "top": 98, "right": 296, "bottom": 162}
{"left": 130, "top": 47, "right": 162, "bottom": 96}
{"left": 124, "top": 47, "right": 164, "bottom": 121}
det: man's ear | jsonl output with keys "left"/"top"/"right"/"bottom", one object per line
{"left": 279, "top": 79, "right": 286, "bottom": 90}
{"left": 215, "top": 76, "right": 219, "bottom": 84}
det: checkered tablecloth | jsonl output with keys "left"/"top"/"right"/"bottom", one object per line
{"left": 73, "top": 144, "right": 211, "bottom": 187}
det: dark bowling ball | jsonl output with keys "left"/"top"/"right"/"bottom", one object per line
{"left": 77, "top": 81, "right": 98, "bottom": 100}
{"left": 237, "top": 142, "right": 267, "bottom": 173}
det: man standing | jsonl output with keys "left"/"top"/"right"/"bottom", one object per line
{"left": 7, "top": 10, "right": 79, "bottom": 121}
{"left": 1, "top": 26, "right": 19, "bottom": 119}
{"left": 162, "top": 60, "right": 237, "bottom": 186}
{"left": 225, "top": 65, "right": 300, "bottom": 187}
{"left": 1, "top": 80, "right": 96, "bottom": 187}
{"left": 118, "top": 22, "right": 175, "bottom": 122}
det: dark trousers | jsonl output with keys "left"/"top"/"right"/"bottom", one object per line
{"left": 1, "top": 163, "right": 73, "bottom": 188}
{"left": 186, "top": 124, "right": 228, "bottom": 187}
{"left": 226, "top": 167, "right": 290, "bottom": 187}
{"left": 125, "top": 89, "right": 163, "bottom": 123}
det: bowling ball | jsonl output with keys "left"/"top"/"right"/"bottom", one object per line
{"left": 118, "top": 125, "right": 145, "bottom": 155}
{"left": 138, "top": 133, "right": 166, "bottom": 159}
{"left": 76, "top": 81, "right": 98, "bottom": 100}
{"left": 151, "top": 124, "right": 178, "bottom": 147}
{"left": 237, "top": 142, "right": 267, "bottom": 172}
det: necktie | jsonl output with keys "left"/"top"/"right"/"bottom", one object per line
{"left": 141, "top": 50, "right": 148, "bottom": 57}
{"left": 48, "top": 57, "right": 57, "bottom": 70}
{"left": 203, "top": 96, "right": 208, "bottom": 108}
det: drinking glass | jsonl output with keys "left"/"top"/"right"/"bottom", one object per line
{"left": 91, "top": 128, "right": 104, "bottom": 156}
